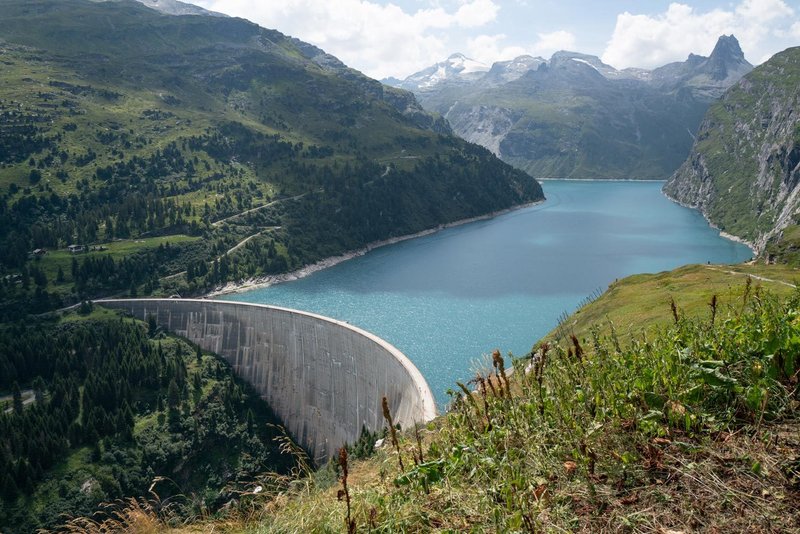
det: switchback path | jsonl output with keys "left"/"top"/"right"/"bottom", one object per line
{"left": 1, "top": 389, "right": 35, "bottom": 413}
{"left": 704, "top": 266, "right": 797, "bottom": 288}
{"left": 211, "top": 192, "right": 311, "bottom": 227}
{"left": 161, "top": 226, "right": 280, "bottom": 282}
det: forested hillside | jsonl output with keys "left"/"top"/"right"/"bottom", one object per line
{"left": 0, "top": 309, "right": 296, "bottom": 533}
{"left": 0, "top": 0, "right": 543, "bottom": 317}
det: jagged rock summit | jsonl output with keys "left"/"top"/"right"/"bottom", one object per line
{"left": 704, "top": 34, "right": 752, "bottom": 81}
{"left": 651, "top": 35, "right": 753, "bottom": 99}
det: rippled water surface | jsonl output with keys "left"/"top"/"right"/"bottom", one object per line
{"left": 223, "top": 181, "right": 753, "bottom": 406}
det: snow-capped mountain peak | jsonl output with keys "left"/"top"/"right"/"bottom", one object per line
{"left": 385, "top": 53, "right": 489, "bottom": 91}
{"left": 446, "top": 53, "right": 490, "bottom": 75}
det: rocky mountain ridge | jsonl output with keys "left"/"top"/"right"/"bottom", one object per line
{"left": 387, "top": 36, "right": 753, "bottom": 179}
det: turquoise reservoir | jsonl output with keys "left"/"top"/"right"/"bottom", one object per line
{"left": 222, "top": 181, "right": 753, "bottom": 406}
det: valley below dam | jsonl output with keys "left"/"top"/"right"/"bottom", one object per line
{"left": 222, "top": 180, "right": 753, "bottom": 406}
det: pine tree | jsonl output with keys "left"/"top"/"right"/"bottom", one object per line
{"left": 12, "top": 381, "right": 23, "bottom": 415}
{"left": 192, "top": 371, "right": 203, "bottom": 405}
{"left": 147, "top": 315, "right": 158, "bottom": 338}
{"left": 1, "top": 470, "right": 18, "bottom": 500}
{"left": 32, "top": 376, "right": 45, "bottom": 403}
{"left": 167, "top": 379, "right": 180, "bottom": 411}
{"left": 246, "top": 408, "right": 255, "bottom": 435}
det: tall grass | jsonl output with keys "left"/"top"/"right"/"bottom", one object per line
{"left": 301, "top": 283, "right": 800, "bottom": 531}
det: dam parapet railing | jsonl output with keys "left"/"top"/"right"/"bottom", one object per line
{"left": 97, "top": 299, "right": 436, "bottom": 463}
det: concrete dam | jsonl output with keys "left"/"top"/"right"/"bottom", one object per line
{"left": 98, "top": 299, "right": 436, "bottom": 463}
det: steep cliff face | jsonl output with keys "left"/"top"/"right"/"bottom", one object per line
{"left": 664, "top": 47, "right": 800, "bottom": 251}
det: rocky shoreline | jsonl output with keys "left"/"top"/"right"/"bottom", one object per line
{"left": 661, "top": 189, "right": 759, "bottom": 256}
{"left": 205, "top": 199, "right": 545, "bottom": 297}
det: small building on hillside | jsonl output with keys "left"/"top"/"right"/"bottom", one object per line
{"left": 30, "top": 248, "right": 47, "bottom": 257}
{"left": 67, "top": 244, "right": 86, "bottom": 253}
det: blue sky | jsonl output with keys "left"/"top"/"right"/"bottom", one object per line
{"left": 192, "top": 0, "right": 800, "bottom": 79}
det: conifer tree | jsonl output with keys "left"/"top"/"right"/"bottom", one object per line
{"left": 167, "top": 379, "right": 180, "bottom": 411}
{"left": 246, "top": 408, "right": 255, "bottom": 435}
{"left": 11, "top": 382, "right": 23, "bottom": 415}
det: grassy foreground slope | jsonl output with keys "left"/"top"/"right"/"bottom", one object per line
{"left": 551, "top": 263, "right": 798, "bottom": 343}
{"left": 89, "top": 265, "right": 800, "bottom": 533}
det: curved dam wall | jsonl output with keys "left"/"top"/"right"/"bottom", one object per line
{"left": 97, "top": 299, "right": 436, "bottom": 463}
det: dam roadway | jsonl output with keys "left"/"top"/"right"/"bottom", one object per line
{"left": 97, "top": 299, "right": 436, "bottom": 463}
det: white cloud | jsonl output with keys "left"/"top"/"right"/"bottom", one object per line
{"left": 602, "top": 0, "right": 798, "bottom": 69}
{"left": 454, "top": 0, "right": 500, "bottom": 28}
{"left": 466, "top": 30, "right": 575, "bottom": 66}
{"left": 735, "top": 0, "right": 793, "bottom": 24}
{"left": 532, "top": 30, "right": 577, "bottom": 56}
{"left": 466, "top": 34, "right": 527, "bottom": 64}
{"left": 195, "top": 0, "right": 500, "bottom": 79}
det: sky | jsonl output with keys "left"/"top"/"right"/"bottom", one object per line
{"left": 190, "top": 0, "right": 800, "bottom": 79}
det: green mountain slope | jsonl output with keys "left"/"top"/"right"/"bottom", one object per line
{"left": 0, "top": 0, "right": 542, "bottom": 316}
{"left": 664, "top": 46, "right": 800, "bottom": 251}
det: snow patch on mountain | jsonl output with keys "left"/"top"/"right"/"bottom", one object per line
{"left": 449, "top": 53, "right": 490, "bottom": 74}
{"left": 135, "top": 0, "right": 226, "bottom": 17}
{"left": 385, "top": 53, "right": 488, "bottom": 91}
{"left": 570, "top": 58, "right": 600, "bottom": 73}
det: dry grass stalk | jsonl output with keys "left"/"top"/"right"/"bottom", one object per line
{"left": 413, "top": 422, "right": 425, "bottom": 466}
{"left": 709, "top": 294, "right": 718, "bottom": 326}
{"left": 534, "top": 343, "right": 550, "bottom": 417}
{"left": 742, "top": 275, "right": 752, "bottom": 313}
{"left": 570, "top": 335, "right": 584, "bottom": 362}
{"left": 55, "top": 497, "right": 164, "bottom": 534}
{"left": 337, "top": 447, "right": 356, "bottom": 534}
{"left": 492, "top": 349, "right": 511, "bottom": 398}
{"left": 670, "top": 297, "right": 679, "bottom": 324}
{"left": 382, "top": 396, "right": 404, "bottom": 472}
{"left": 268, "top": 423, "right": 313, "bottom": 480}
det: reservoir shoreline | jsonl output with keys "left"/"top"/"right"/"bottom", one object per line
{"left": 207, "top": 179, "right": 758, "bottom": 299}
{"left": 660, "top": 190, "right": 758, "bottom": 255}
{"left": 205, "top": 198, "right": 545, "bottom": 297}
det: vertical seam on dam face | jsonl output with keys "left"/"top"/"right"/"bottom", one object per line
{"left": 96, "top": 298, "right": 437, "bottom": 464}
